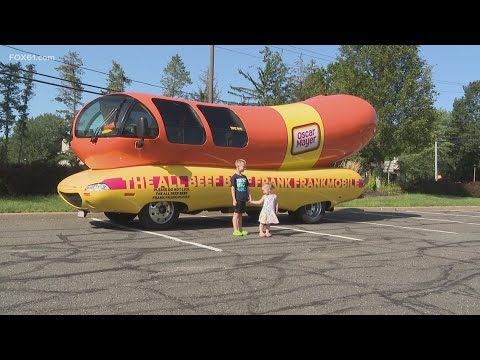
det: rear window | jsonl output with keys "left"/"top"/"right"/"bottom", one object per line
{"left": 196, "top": 105, "right": 248, "bottom": 148}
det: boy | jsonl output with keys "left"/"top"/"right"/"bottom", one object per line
{"left": 231, "top": 159, "right": 251, "bottom": 236}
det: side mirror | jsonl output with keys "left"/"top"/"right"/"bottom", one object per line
{"left": 135, "top": 117, "right": 148, "bottom": 149}
{"left": 136, "top": 117, "right": 148, "bottom": 138}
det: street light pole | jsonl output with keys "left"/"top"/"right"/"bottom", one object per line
{"left": 208, "top": 45, "right": 214, "bottom": 103}
{"left": 435, "top": 140, "right": 438, "bottom": 181}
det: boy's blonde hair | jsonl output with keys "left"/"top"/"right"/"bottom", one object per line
{"left": 235, "top": 159, "right": 246, "bottom": 166}
{"left": 263, "top": 181, "right": 275, "bottom": 190}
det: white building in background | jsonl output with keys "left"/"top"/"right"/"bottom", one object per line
{"left": 59, "top": 140, "right": 83, "bottom": 166}
{"left": 383, "top": 157, "right": 399, "bottom": 183}
{"left": 58, "top": 140, "right": 70, "bottom": 166}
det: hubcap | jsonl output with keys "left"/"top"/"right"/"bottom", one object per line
{"left": 305, "top": 203, "right": 322, "bottom": 218}
{"left": 148, "top": 202, "right": 174, "bottom": 224}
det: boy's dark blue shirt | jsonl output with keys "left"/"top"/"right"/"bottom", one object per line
{"left": 231, "top": 173, "right": 249, "bottom": 201}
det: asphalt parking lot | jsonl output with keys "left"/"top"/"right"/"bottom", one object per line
{"left": 1, "top": 207, "right": 480, "bottom": 314}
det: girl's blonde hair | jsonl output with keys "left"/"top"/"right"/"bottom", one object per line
{"left": 263, "top": 181, "right": 275, "bottom": 190}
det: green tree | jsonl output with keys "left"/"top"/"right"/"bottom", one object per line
{"left": 105, "top": 60, "right": 131, "bottom": 93}
{"left": 289, "top": 56, "right": 334, "bottom": 101}
{"left": 449, "top": 81, "right": 480, "bottom": 181}
{"left": 432, "top": 109, "right": 456, "bottom": 180}
{"left": 332, "top": 46, "right": 437, "bottom": 168}
{"left": 190, "top": 67, "right": 221, "bottom": 102}
{"left": 55, "top": 51, "right": 84, "bottom": 123}
{"left": 301, "top": 65, "right": 334, "bottom": 99}
{"left": 160, "top": 54, "right": 192, "bottom": 98}
{"left": 8, "top": 113, "right": 68, "bottom": 164}
{"left": 16, "top": 63, "right": 36, "bottom": 163}
{"left": 398, "top": 110, "right": 455, "bottom": 187}
{"left": 229, "top": 46, "right": 291, "bottom": 105}
{"left": 0, "top": 62, "right": 22, "bottom": 164}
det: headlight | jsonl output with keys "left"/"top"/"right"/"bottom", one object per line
{"left": 84, "top": 183, "right": 110, "bottom": 191}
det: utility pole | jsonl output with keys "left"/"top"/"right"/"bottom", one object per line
{"left": 474, "top": 165, "right": 476, "bottom": 182}
{"left": 208, "top": 45, "right": 214, "bottom": 103}
{"left": 435, "top": 140, "right": 438, "bottom": 181}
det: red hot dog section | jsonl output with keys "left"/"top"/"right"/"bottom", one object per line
{"left": 70, "top": 93, "right": 377, "bottom": 170}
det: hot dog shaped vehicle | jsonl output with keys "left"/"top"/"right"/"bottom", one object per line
{"left": 58, "top": 92, "right": 377, "bottom": 229}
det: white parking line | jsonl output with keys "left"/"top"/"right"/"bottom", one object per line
{"left": 447, "top": 210, "right": 480, "bottom": 214}
{"left": 91, "top": 218, "right": 223, "bottom": 252}
{"left": 349, "top": 210, "right": 480, "bottom": 226}
{"left": 324, "top": 218, "right": 458, "bottom": 234}
{"left": 271, "top": 226, "right": 364, "bottom": 241}
{"left": 200, "top": 215, "right": 364, "bottom": 241}
{"left": 403, "top": 210, "right": 480, "bottom": 218}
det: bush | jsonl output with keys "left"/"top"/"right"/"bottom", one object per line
{"left": 379, "top": 182, "right": 403, "bottom": 196}
{"left": 366, "top": 174, "right": 377, "bottom": 191}
{"left": 463, "top": 182, "right": 480, "bottom": 197}
{"left": 0, "top": 161, "right": 87, "bottom": 195}
{"left": 402, "top": 180, "right": 480, "bottom": 197}
{"left": 398, "top": 149, "right": 435, "bottom": 191}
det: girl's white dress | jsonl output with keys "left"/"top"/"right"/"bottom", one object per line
{"left": 258, "top": 194, "right": 279, "bottom": 224}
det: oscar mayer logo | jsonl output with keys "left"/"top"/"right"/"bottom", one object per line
{"left": 291, "top": 123, "right": 320, "bottom": 155}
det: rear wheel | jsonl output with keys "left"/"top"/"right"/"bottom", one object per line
{"left": 138, "top": 201, "right": 180, "bottom": 230}
{"left": 104, "top": 212, "right": 136, "bottom": 224}
{"left": 297, "top": 202, "right": 326, "bottom": 224}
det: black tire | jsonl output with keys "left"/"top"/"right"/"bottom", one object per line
{"left": 297, "top": 202, "right": 326, "bottom": 224}
{"left": 138, "top": 201, "right": 180, "bottom": 230}
{"left": 104, "top": 212, "right": 137, "bottom": 224}
{"left": 287, "top": 210, "right": 300, "bottom": 222}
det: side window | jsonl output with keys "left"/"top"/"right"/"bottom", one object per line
{"left": 152, "top": 98, "right": 206, "bottom": 145}
{"left": 122, "top": 102, "right": 159, "bottom": 138}
{"left": 196, "top": 105, "right": 248, "bottom": 147}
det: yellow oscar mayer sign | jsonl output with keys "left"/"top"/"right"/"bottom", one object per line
{"left": 58, "top": 165, "right": 365, "bottom": 214}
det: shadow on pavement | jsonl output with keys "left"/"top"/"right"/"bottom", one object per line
{"left": 89, "top": 208, "right": 422, "bottom": 232}
{"left": 325, "top": 208, "right": 421, "bottom": 223}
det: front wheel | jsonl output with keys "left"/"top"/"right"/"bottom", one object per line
{"left": 297, "top": 202, "right": 326, "bottom": 224}
{"left": 104, "top": 212, "right": 137, "bottom": 224}
{"left": 138, "top": 201, "right": 180, "bottom": 230}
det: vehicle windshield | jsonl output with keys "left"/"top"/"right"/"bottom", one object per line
{"left": 75, "top": 95, "right": 134, "bottom": 138}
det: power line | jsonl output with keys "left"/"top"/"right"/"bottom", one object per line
{"left": 288, "top": 45, "right": 338, "bottom": 60}
{"left": 215, "top": 46, "right": 264, "bottom": 60}
{"left": 3, "top": 45, "right": 469, "bottom": 105}
{"left": 6, "top": 44, "right": 470, "bottom": 90}
{"left": 0, "top": 71, "right": 103, "bottom": 95}
{"left": 2, "top": 56, "right": 237, "bottom": 105}
{"left": 3, "top": 45, "right": 167, "bottom": 92}
{"left": 270, "top": 45, "right": 332, "bottom": 64}
{"left": 434, "top": 79, "right": 467, "bottom": 86}
{"left": 18, "top": 67, "right": 114, "bottom": 93}
{"left": 3, "top": 45, "right": 239, "bottom": 104}
{"left": 286, "top": 45, "right": 470, "bottom": 88}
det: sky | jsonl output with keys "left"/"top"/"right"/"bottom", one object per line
{"left": 1, "top": 45, "right": 479, "bottom": 118}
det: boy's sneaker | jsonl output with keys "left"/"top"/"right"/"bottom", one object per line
{"left": 241, "top": 230, "right": 249, "bottom": 236}
{"left": 233, "top": 230, "right": 243, "bottom": 236}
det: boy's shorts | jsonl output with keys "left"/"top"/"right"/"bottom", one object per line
{"left": 234, "top": 201, "right": 246, "bottom": 214}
